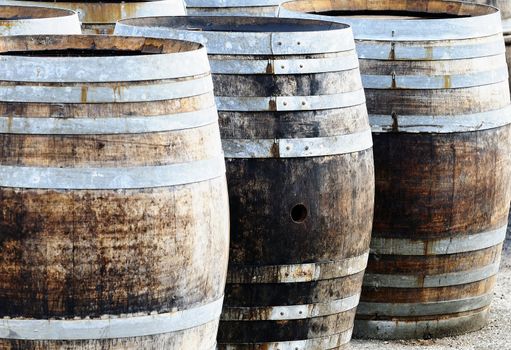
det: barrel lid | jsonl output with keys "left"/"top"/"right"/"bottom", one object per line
{"left": 280, "top": 0, "right": 502, "bottom": 41}
{"left": 185, "top": 0, "right": 283, "bottom": 7}
{"left": 115, "top": 15, "right": 355, "bottom": 55}
{"left": 0, "top": 35, "right": 211, "bottom": 83}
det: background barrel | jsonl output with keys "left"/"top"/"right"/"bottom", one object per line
{"left": 1, "top": 0, "right": 186, "bottom": 34}
{"left": 116, "top": 16, "right": 374, "bottom": 349}
{"left": 281, "top": 0, "right": 511, "bottom": 340}
{"left": 0, "top": 34, "right": 229, "bottom": 349}
{"left": 185, "top": 0, "right": 283, "bottom": 16}
{"left": 0, "top": 4, "right": 80, "bottom": 34}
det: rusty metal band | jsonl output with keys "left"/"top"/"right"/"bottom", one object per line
{"left": 114, "top": 21, "right": 354, "bottom": 55}
{"left": 357, "top": 293, "right": 493, "bottom": 317}
{"left": 363, "top": 261, "right": 500, "bottom": 289}
{"left": 2, "top": 0, "right": 186, "bottom": 24}
{"left": 370, "top": 225, "right": 507, "bottom": 256}
{"left": 210, "top": 54, "right": 359, "bottom": 75}
{"left": 0, "top": 106, "right": 218, "bottom": 135}
{"left": 219, "top": 328, "right": 353, "bottom": 350}
{"left": 221, "top": 293, "right": 359, "bottom": 321}
{"left": 370, "top": 105, "right": 511, "bottom": 133}
{"left": 0, "top": 48, "right": 210, "bottom": 82}
{"left": 227, "top": 251, "right": 369, "bottom": 284}
{"left": 362, "top": 66, "right": 508, "bottom": 90}
{"left": 0, "top": 10, "right": 80, "bottom": 36}
{"left": 356, "top": 38, "right": 505, "bottom": 60}
{"left": 0, "top": 297, "right": 223, "bottom": 340}
{"left": 216, "top": 89, "right": 366, "bottom": 112}
{"left": 0, "top": 75, "right": 213, "bottom": 103}
{"left": 0, "top": 156, "right": 225, "bottom": 190}
{"left": 223, "top": 129, "right": 372, "bottom": 158}
{"left": 278, "top": 6, "right": 502, "bottom": 41}
{"left": 354, "top": 303, "right": 490, "bottom": 339}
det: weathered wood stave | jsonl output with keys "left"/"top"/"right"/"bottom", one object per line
{"left": 115, "top": 16, "right": 374, "bottom": 349}
{"left": 0, "top": 35, "right": 229, "bottom": 349}
{"left": 0, "top": 4, "right": 80, "bottom": 35}
{"left": 280, "top": 0, "right": 511, "bottom": 340}
{"left": 1, "top": 0, "right": 185, "bottom": 34}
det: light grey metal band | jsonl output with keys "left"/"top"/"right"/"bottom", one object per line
{"left": 278, "top": 8, "right": 502, "bottom": 41}
{"left": 363, "top": 261, "right": 500, "bottom": 289}
{"left": 370, "top": 225, "right": 506, "bottom": 256}
{"left": 216, "top": 89, "right": 366, "bottom": 112}
{"left": 0, "top": 76, "right": 213, "bottom": 103}
{"left": 0, "top": 157, "right": 225, "bottom": 190}
{"left": 0, "top": 48, "right": 210, "bottom": 82}
{"left": 114, "top": 24, "right": 355, "bottom": 55}
{"left": 210, "top": 55, "right": 359, "bottom": 75}
{"left": 221, "top": 293, "right": 359, "bottom": 321}
{"left": 0, "top": 297, "right": 223, "bottom": 340}
{"left": 370, "top": 106, "right": 511, "bottom": 133}
{"left": 362, "top": 67, "right": 508, "bottom": 90}
{"left": 356, "top": 39, "right": 505, "bottom": 60}
{"left": 0, "top": 106, "right": 218, "bottom": 135}
{"left": 354, "top": 308, "right": 489, "bottom": 340}
{"left": 186, "top": 0, "right": 282, "bottom": 6}
{"left": 227, "top": 251, "right": 369, "bottom": 284}
{"left": 223, "top": 130, "right": 373, "bottom": 159}
{"left": 0, "top": 13, "right": 81, "bottom": 36}
{"left": 219, "top": 328, "right": 352, "bottom": 350}
{"left": 357, "top": 293, "right": 493, "bottom": 318}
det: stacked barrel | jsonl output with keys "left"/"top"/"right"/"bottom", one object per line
{"left": 116, "top": 16, "right": 374, "bottom": 349}
{"left": 1, "top": 0, "right": 186, "bottom": 33}
{"left": 281, "top": 0, "right": 511, "bottom": 340}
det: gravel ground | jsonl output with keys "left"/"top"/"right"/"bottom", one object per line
{"left": 351, "top": 221, "right": 511, "bottom": 350}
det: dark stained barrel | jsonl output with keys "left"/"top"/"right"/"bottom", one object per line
{"left": 185, "top": 0, "right": 283, "bottom": 16}
{"left": 0, "top": 4, "right": 80, "bottom": 34}
{"left": 0, "top": 35, "right": 229, "bottom": 349}
{"left": 116, "top": 16, "right": 374, "bottom": 349}
{"left": 281, "top": 0, "right": 511, "bottom": 340}
{"left": 3, "top": 0, "right": 186, "bottom": 34}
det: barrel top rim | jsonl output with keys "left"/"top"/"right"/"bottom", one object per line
{"left": 117, "top": 15, "right": 350, "bottom": 33}
{"left": 280, "top": 0, "right": 499, "bottom": 18}
{"left": 0, "top": 35, "right": 206, "bottom": 58}
{"left": 0, "top": 4, "right": 78, "bottom": 20}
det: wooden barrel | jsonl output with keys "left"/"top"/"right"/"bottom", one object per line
{"left": 0, "top": 4, "right": 80, "bottom": 34}
{"left": 185, "top": 0, "right": 283, "bottom": 16}
{"left": 2, "top": 0, "right": 186, "bottom": 34}
{"left": 116, "top": 16, "right": 374, "bottom": 349}
{"left": 281, "top": 0, "right": 511, "bottom": 340}
{"left": 0, "top": 35, "right": 229, "bottom": 349}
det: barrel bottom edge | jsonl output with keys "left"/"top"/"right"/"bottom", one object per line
{"left": 352, "top": 306, "right": 490, "bottom": 340}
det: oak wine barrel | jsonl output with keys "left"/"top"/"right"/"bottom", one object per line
{"left": 116, "top": 16, "right": 375, "bottom": 349}
{"left": 0, "top": 4, "right": 80, "bottom": 35}
{"left": 0, "top": 34, "right": 229, "bottom": 349}
{"left": 1, "top": 0, "right": 186, "bottom": 34}
{"left": 281, "top": 0, "right": 511, "bottom": 340}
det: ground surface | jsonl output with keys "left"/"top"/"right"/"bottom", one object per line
{"left": 351, "top": 222, "right": 511, "bottom": 350}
